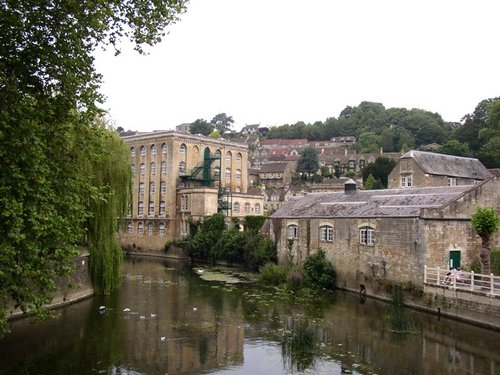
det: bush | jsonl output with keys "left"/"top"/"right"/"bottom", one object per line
{"left": 492, "top": 248, "right": 500, "bottom": 275}
{"left": 259, "top": 263, "right": 289, "bottom": 286}
{"left": 286, "top": 271, "right": 304, "bottom": 291}
{"left": 303, "top": 249, "right": 336, "bottom": 291}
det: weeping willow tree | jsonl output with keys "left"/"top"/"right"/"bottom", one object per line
{"left": 86, "top": 121, "right": 131, "bottom": 294}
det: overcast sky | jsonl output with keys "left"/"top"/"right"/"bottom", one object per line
{"left": 94, "top": 0, "right": 500, "bottom": 132}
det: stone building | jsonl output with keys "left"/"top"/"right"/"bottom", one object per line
{"left": 388, "top": 150, "right": 492, "bottom": 189}
{"left": 269, "top": 178, "right": 499, "bottom": 292}
{"left": 119, "top": 131, "right": 264, "bottom": 252}
{"left": 257, "top": 162, "right": 293, "bottom": 187}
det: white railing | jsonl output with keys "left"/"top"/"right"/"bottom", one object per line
{"left": 424, "top": 266, "right": 500, "bottom": 297}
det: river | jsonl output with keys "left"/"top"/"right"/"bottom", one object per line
{"left": 0, "top": 256, "right": 499, "bottom": 375}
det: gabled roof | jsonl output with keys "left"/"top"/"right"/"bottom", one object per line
{"left": 270, "top": 185, "right": 476, "bottom": 219}
{"left": 258, "top": 163, "right": 290, "bottom": 173}
{"left": 401, "top": 150, "right": 492, "bottom": 180}
{"left": 261, "top": 139, "right": 308, "bottom": 146}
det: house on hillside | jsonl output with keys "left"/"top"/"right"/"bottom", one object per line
{"left": 388, "top": 150, "right": 492, "bottom": 189}
{"left": 241, "top": 124, "right": 260, "bottom": 135}
{"left": 257, "top": 162, "right": 293, "bottom": 187}
{"left": 269, "top": 178, "right": 499, "bottom": 292}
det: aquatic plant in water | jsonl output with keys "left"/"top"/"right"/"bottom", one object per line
{"left": 281, "top": 318, "right": 318, "bottom": 372}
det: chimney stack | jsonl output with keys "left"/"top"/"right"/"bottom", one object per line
{"left": 344, "top": 179, "right": 356, "bottom": 194}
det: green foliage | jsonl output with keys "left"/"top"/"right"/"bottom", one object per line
{"left": 208, "top": 130, "right": 221, "bottom": 138}
{"left": 364, "top": 173, "right": 383, "bottom": 190}
{"left": 0, "top": 0, "right": 187, "bottom": 334}
{"left": 471, "top": 207, "right": 499, "bottom": 237}
{"left": 437, "top": 140, "right": 471, "bottom": 157}
{"left": 361, "top": 157, "right": 396, "bottom": 188}
{"left": 286, "top": 271, "right": 304, "bottom": 291}
{"left": 211, "top": 113, "right": 234, "bottom": 135}
{"left": 297, "top": 146, "right": 319, "bottom": 176}
{"left": 259, "top": 263, "right": 289, "bottom": 286}
{"left": 303, "top": 249, "right": 336, "bottom": 291}
{"left": 244, "top": 215, "right": 267, "bottom": 234}
{"left": 491, "top": 249, "right": 500, "bottom": 275}
{"left": 190, "top": 119, "right": 214, "bottom": 136}
{"left": 281, "top": 319, "right": 317, "bottom": 372}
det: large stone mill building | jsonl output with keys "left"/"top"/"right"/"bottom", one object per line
{"left": 119, "top": 131, "right": 264, "bottom": 252}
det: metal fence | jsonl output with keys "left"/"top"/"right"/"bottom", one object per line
{"left": 424, "top": 266, "right": 500, "bottom": 297}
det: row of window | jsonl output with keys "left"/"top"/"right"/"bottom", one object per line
{"left": 233, "top": 202, "right": 261, "bottom": 214}
{"left": 401, "top": 175, "right": 460, "bottom": 188}
{"left": 131, "top": 144, "right": 243, "bottom": 163}
{"left": 127, "top": 222, "right": 166, "bottom": 236}
{"left": 139, "top": 181, "right": 167, "bottom": 194}
{"left": 287, "top": 225, "right": 375, "bottom": 245}
{"left": 133, "top": 161, "right": 243, "bottom": 180}
{"left": 138, "top": 201, "right": 167, "bottom": 216}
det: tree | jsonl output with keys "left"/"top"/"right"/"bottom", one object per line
{"left": 361, "top": 157, "right": 396, "bottom": 188}
{"left": 471, "top": 207, "right": 500, "bottom": 274}
{"left": 0, "top": 0, "right": 187, "bottom": 335}
{"left": 297, "top": 146, "right": 319, "bottom": 178}
{"left": 211, "top": 113, "right": 234, "bottom": 135}
{"left": 436, "top": 140, "right": 471, "bottom": 157}
{"left": 190, "top": 118, "right": 213, "bottom": 136}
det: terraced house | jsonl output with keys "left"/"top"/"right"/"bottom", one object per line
{"left": 120, "top": 131, "right": 264, "bottom": 252}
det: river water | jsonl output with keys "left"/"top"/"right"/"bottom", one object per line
{"left": 0, "top": 256, "right": 499, "bottom": 375}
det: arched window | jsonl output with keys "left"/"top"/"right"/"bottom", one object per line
{"left": 140, "top": 163, "right": 145, "bottom": 176}
{"left": 159, "top": 201, "right": 166, "bottom": 215}
{"left": 179, "top": 143, "right": 186, "bottom": 156}
{"left": 255, "top": 203, "right": 261, "bottom": 214}
{"left": 159, "top": 222, "right": 166, "bottom": 236}
{"left": 151, "top": 144, "right": 157, "bottom": 155}
{"left": 138, "top": 202, "right": 144, "bottom": 216}
{"left": 233, "top": 202, "right": 240, "bottom": 213}
{"left": 236, "top": 153, "right": 242, "bottom": 162}
{"left": 214, "top": 166, "right": 221, "bottom": 178}
{"left": 215, "top": 149, "right": 221, "bottom": 158}
{"left": 148, "top": 202, "right": 154, "bottom": 215}
{"left": 320, "top": 225, "right": 334, "bottom": 242}
{"left": 162, "top": 143, "right": 167, "bottom": 155}
{"left": 150, "top": 162, "right": 156, "bottom": 175}
{"left": 179, "top": 161, "right": 186, "bottom": 174}
{"left": 148, "top": 222, "right": 154, "bottom": 235}
{"left": 236, "top": 169, "right": 241, "bottom": 180}
{"left": 149, "top": 182, "right": 155, "bottom": 194}
{"left": 181, "top": 195, "right": 189, "bottom": 211}
{"left": 235, "top": 187, "right": 241, "bottom": 192}
{"left": 226, "top": 151, "right": 232, "bottom": 161}
{"left": 131, "top": 164, "right": 135, "bottom": 176}
{"left": 244, "top": 202, "right": 250, "bottom": 213}
{"left": 127, "top": 222, "right": 133, "bottom": 234}
{"left": 359, "top": 226, "right": 375, "bottom": 245}
{"left": 287, "top": 224, "right": 298, "bottom": 239}
{"left": 160, "top": 181, "right": 166, "bottom": 193}
{"left": 139, "top": 182, "right": 145, "bottom": 195}
{"left": 161, "top": 161, "right": 167, "bottom": 174}
{"left": 140, "top": 146, "right": 146, "bottom": 157}
{"left": 131, "top": 147, "right": 136, "bottom": 159}
{"left": 225, "top": 167, "right": 231, "bottom": 179}
{"left": 137, "top": 222, "right": 144, "bottom": 235}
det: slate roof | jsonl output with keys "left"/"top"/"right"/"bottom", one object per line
{"left": 270, "top": 185, "right": 476, "bottom": 219}
{"left": 402, "top": 150, "right": 492, "bottom": 180}
{"left": 258, "top": 163, "right": 290, "bottom": 173}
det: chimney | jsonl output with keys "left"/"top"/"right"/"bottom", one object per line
{"left": 344, "top": 179, "right": 356, "bottom": 194}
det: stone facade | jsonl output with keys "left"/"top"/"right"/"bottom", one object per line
{"left": 269, "top": 178, "right": 499, "bottom": 293}
{"left": 119, "top": 131, "right": 264, "bottom": 252}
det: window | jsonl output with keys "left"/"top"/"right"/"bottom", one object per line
{"left": 179, "top": 161, "right": 186, "bottom": 174}
{"left": 138, "top": 202, "right": 144, "bottom": 216}
{"left": 150, "top": 162, "right": 156, "bottom": 175}
{"left": 131, "top": 147, "right": 136, "bottom": 159}
{"left": 180, "top": 220, "right": 189, "bottom": 236}
{"left": 139, "top": 182, "right": 145, "bottom": 195}
{"left": 159, "top": 223, "right": 166, "bottom": 236}
{"left": 181, "top": 195, "right": 189, "bottom": 211}
{"left": 359, "top": 160, "right": 365, "bottom": 169}
{"left": 148, "top": 202, "right": 154, "bottom": 215}
{"left": 244, "top": 202, "right": 250, "bottom": 214}
{"left": 255, "top": 203, "right": 261, "bottom": 214}
{"left": 360, "top": 226, "right": 375, "bottom": 245}
{"left": 162, "top": 143, "right": 167, "bottom": 155}
{"left": 149, "top": 182, "right": 155, "bottom": 194}
{"left": 214, "top": 166, "right": 221, "bottom": 178}
{"left": 151, "top": 144, "right": 157, "bottom": 155}
{"left": 140, "top": 163, "right": 145, "bottom": 176}
{"left": 160, "top": 201, "right": 166, "bottom": 215}
{"left": 160, "top": 181, "right": 166, "bottom": 193}
{"left": 225, "top": 168, "right": 231, "bottom": 179}
{"left": 287, "top": 225, "right": 298, "bottom": 239}
{"left": 140, "top": 146, "right": 146, "bottom": 157}
{"left": 215, "top": 149, "right": 221, "bottom": 158}
{"left": 131, "top": 164, "right": 135, "bottom": 176}
{"left": 236, "top": 169, "right": 241, "bottom": 180}
{"left": 233, "top": 202, "right": 240, "bottom": 213}
{"left": 161, "top": 161, "right": 167, "bottom": 174}
{"left": 226, "top": 151, "right": 232, "bottom": 161}
{"left": 148, "top": 222, "right": 154, "bottom": 235}
{"left": 236, "top": 153, "right": 242, "bottom": 162}
{"left": 401, "top": 175, "right": 412, "bottom": 188}
{"left": 448, "top": 177, "right": 457, "bottom": 186}
{"left": 320, "top": 225, "right": 334, "bottom": 242}
{"left": 127, "top": 222, "right": 133, "bottom": 234}
{"left": 235, "top": 187, "right": 241, "bottom": 192}
{"left": 137, "top": 222, "right": 143, "bottom": 235}
{"left": 179, "top": 144, "right": 186, "bottom": 156}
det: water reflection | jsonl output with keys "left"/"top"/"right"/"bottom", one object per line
{"left": 0, "top": 256, "right": 499, "bottom": 375}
